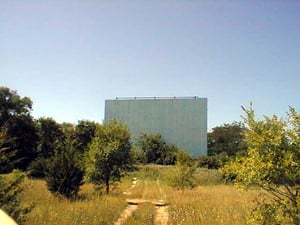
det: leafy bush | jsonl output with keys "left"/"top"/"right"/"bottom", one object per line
{"left": 136, "top": 133, "right": 178, "bottom": 165}
{"left": 222, "top": 106, "right": 300, "bottom": 225}
{"left": 0, "top": 171, "right": 33, "bottom": 224}
{"left": 27, "top": 157, "right": 48, "bottom": 178}
{"left": 168, "top": 151, "right": 197, "bottom": 191}
{"left": 197, "top": 152, "right": 229, "bottom": 169}
{"left": 46, "top": 142, "right": 83, "bottom": 199}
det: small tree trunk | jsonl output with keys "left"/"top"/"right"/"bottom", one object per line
{"left": 105, "top": 179, "right": 110, "bottom": 194}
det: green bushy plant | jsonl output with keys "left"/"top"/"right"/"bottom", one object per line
{"left": 45, "top": 140, "right": 83, "bottom": 199}
{"left": 222, "top": 106, "right": 300, "bottom": 224}
{"left": 0, "top": 171, "right": 33, "bottom": 224}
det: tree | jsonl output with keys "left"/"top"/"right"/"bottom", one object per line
{"left": 45, "top": 138, "right": 83, "bottom": 199}
{"left": 208, "top": 122, "right": 246, "bottom": 156}
{"left": 0, "top": 87, "right": 32, "bottom": 127}
{"left": 197, "top": 152, "right": 228, "bottom": 169}
{"left": 72, "top": 120, "right": 97, "bottom": 154}
{"left": 222, "top": 105, "right": 300, "bottom": 224}
{"left": 61, "top": 122, "right": 75, "bottom": 138}
{"left": 0, "top": 87, "right": 38, "bottom": 171}
{"left": 137, "top": 133, "right": 178, "bottom": 165}
{"left": 137, "top": 133, "right": 164, "bottom": 163}
{"left": 158, "top": 143, "right": 178, "bottom": 165}
{"left": 36, "top": 117, "right": 65, "bottom": 158}
{"left": 27, "top": 118, "right": 65, "bottom": 178}
{"left": 3, "top": 115, "right": 38, "bottom": 171}
{"left": 85, "top": 121, "right": 135, "bottom": 194}
{"left": 0, "top": 128, "right": 17, "bottom": 172}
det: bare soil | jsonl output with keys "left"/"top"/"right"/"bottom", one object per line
{"left": 114, "top": 178, "right": 169, "bottom": 225}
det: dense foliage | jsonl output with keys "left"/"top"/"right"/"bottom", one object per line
{"left": 197, "top": 122, "right": 247, "bottom": 169}
{"left": 197, "top": 152, "right": 228, "bottom": 169}
{"left": 0, "top": 87, "right": 38, "bottom": 172}
{"left": 0, "top": 171, "right": 32, "bottom": 224}
{"left": 85, "top": 120, "right": 135, "bottom": 194}
{"left": 28, "top": 118, "right": 66, "bottom": 178}
{"left": 136, "top": 133, "right": 178, "bottom": 165}
{"left": 222, "top": 105, "right": 300, "bottom": 224}
{"left": 0, "top": 87, "right": 32, "bottom": 125}
{"left": 0, "top": 129, "right": 16, "bottom": 173}
{"left": 208, "top": 122, "right": 247, "bottom": 156}
{"left": 36, "top": 117, "right": 65, "bottom": 158}
{"left": 72, "top": 120, "right": 97, "bottom": 154}
{"left": 45, "top": 139, "right": 84, "bottom": 199}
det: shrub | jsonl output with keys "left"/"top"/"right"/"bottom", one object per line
{"left": 197, "top": 152, "right": 229, "bottom": 169}
{"left": 0, "top": 170, "right": 33, "bottom": 224}
{"left": 27, "top": 157, "right": 48, "bottom": 178}
{"left": 222, "top": 106, "right": 300, "bottom": 224}
{"left": 45, "top": 141, "right": 83, "bottom": 199}
{"left": 168, "top": 151, "right": 197, "bottom": 191}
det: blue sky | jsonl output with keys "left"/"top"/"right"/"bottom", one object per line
{"left": 1, "top": 1, "right": 299, "bottom": 129}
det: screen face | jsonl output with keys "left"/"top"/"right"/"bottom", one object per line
{"left": 105, "top": 98, "right": 207, "bottom": 157}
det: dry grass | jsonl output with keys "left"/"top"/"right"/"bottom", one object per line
{"left": 122, "top": 203, "right": 154, "bottom": 225}
{"left": 128, "top": 179, "right": 172, "bottom": 202}
{"left": 123, "top": 166, "right": 258, "bottom": 225}
{"left": 18, "top": 166, "right": 259, "bottom": 225}
{"left": 168, "top": 185, "right": 259, "bottom": 225}
{"left": 22, "top": 179, "right": 127, "bottom": 225}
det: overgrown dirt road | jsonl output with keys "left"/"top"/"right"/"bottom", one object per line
{"left": 114, "top": 178, "right": 169, "bottom": 225}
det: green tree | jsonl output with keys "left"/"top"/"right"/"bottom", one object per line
{"left": 0, "top": 87, "right": 38, "bottom": 172}
{"left": 61, "top": 122, "right": 75, "bottom": 138}
{"left": 3, "top": 115, "right": 38, "bottom": 171}
{"left": 158, "top": 144, "right": 178, "bottom": 165}
{"left": 72, "top": 120, "right": 97, "bottom": 154}
{"left": 0, "top": 87, "right": 32, "bottom": 126}
{"left": 222, "top": 105, "right": 300, "bottom": 224}
{"left": 137, "top": 133, "right": 164, "bottom": 163}
{"left": 45, "top": 139, "right": 83, "bottom": 199}
{"left": 208, "top": 122, "right": 246, "bottom": 156}
{"left": 137, "top": 133, "right": 178, "bottom": 165}
{"left": 85, "top": 121, "right": 135, "bottom": 194}
{"left": 28, "top": 118, "right": 65, "bottom": 178}
{"left": 198, "top": 152, "right": 228, "bottom": 169}
{"left": 0, "top": 128, "right": 17, "bottom": 172}
{"left": 36, "top": 117, "right": 65, "bottom": 158}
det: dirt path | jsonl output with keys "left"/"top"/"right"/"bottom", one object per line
{"left": 155, "top": 205, "right": 169, "bottom": 225}
{"left": 115, "top": 177, "right": 169, "bottom": 225}
{"left": 154, "top": 179, "right": 169, "bottom": 225}
{"left": 114, "top": 204, "right": 138, "bottom": 225}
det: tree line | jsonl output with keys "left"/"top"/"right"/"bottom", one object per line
{"left": 0, "top": 86, "right": 248, "bottom": 176}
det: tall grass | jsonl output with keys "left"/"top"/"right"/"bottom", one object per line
{"left": 18, "top": 166, "right": 259, "bottom": 225}
{"left": 193, "top": 168, "right": 224, "bottom": 185}
{"left": 126, "top": 165, "right": 173, "bottom": 201}
{"left": 22, "top": 180, "right": 127, "bottom": 225}
{"left": 122, "top": 203, "right": 154, "bottom": 225}
{"left": 168, "top": 185, "right": 258, "bottom": 225}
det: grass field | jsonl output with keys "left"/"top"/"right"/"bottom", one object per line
{"left": 168, "top": 185, "right": 257, "bottom": 225}
{"left": 19, "top": 166, "right": 258, "bottom": 225}
{"left": 22, "top": 180, "right": 128, "bottom": 225}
